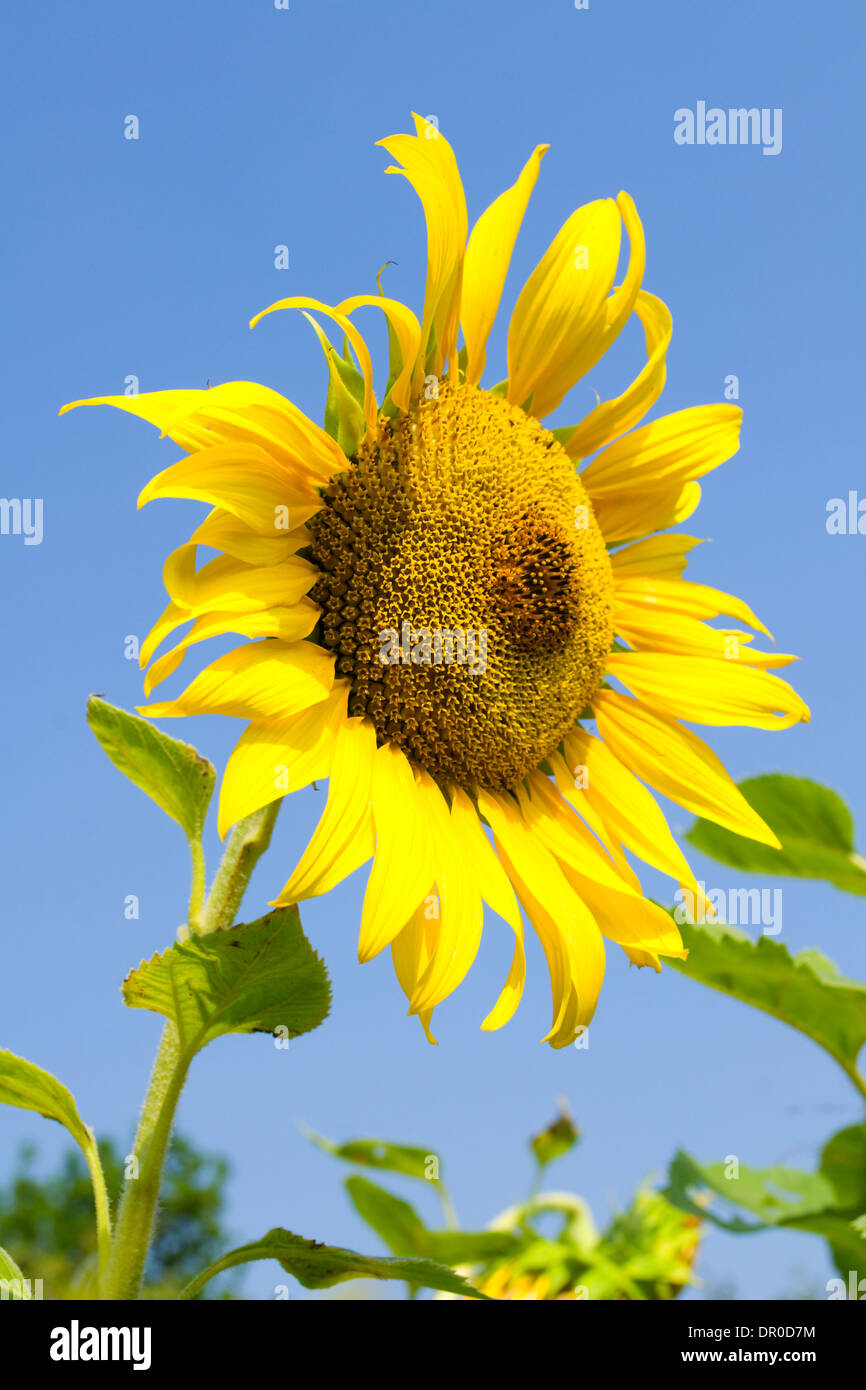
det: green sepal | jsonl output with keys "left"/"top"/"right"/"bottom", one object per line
{"left": 122, "top": 906, "right": 330, "bottom": 1059}
{"left": 686, "top": 774, "right": 866, "bottom": 895}
{"left": 307, "top": 318, "right": 365, "bottom": 457}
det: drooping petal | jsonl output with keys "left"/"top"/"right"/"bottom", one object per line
{"left": 507, "top": 191, "right": 644, "bottom": 420}
{"left": 337, "top": 295, "right": 422, "bottom": 411}
{"left": 272, "top": 713, "right": 377, "bottom": 903}
{"left": 358, "top": 743, "right": 439, "bottom": 963}
{"left": 564, "top": 290, "right": 673, "bottom": 460}
{"left": 139, "top": 639, "right": 334, "bottom": 721}
{"left": 190, "top": 508, "right": 309, "bottom": 567}
{"left": 391, "top": 904, "right": 440, "bottom": 1045}
{"left": 408, "top": 774, "right": 484, "bottom": 1015}
{"left": 461, "top": 144, "right": 548, "bottom": 385}
{"left": 592, "top": 689, "right": 782, "bottom": 847}
{"left": 218, "top": 684, "right": 348, "bottom": 838}
{"left": 250, "top": 298, "right": 378, "bottom": 439}
{"left": 478, "top": 790, "right": 606, "bottom": 1046}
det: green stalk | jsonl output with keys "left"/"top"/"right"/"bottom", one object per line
{"left": 199, "top": 800, "right": 281, "bottom": 934}
{"left": 82, "top": 1131, "right": 112, "bottom": 1296}
{"left": 104, "top": 800, "right": 282, "bottom": 1299}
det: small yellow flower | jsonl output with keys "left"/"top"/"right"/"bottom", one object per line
{"left": 64, "top": 115, "right": 808, "bottom": 1046}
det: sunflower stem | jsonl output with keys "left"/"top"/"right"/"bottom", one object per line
{"left": 199, "top": 800, "right": 282, "bottom": 934}
{"left": 105, "top": 800, "right": 282, "bottom": 1298}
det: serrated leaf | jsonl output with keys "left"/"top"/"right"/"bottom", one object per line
{"left": 122, "top": 907, "right": 330, "bottom": 1057}
{"left": 344, "top": 1176, "right": 518, "bottom": 1267}
{"left": 669, "top": 920, "right": 866, "bottom": 1078}
{"left": 178, "top": 1227, "right": 489, "bottom": 1300}
{"left": 686, "top": 775, "right": 866, "bottom": 894}
{"left": 87, "top": 695, "right": 215, "bottom": 847}
{"left": 306, "top": 1131, "right": 440, "bottom": 1183}
{"left": 0, "top": 1050, "right": 93, "bottom": 1156}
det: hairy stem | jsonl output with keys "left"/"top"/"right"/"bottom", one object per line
{"left": 200, "top": 800, "right": 281, "bottom": 934}
{"left": 105, "top": 799, "right": 282, "bottom": 1298}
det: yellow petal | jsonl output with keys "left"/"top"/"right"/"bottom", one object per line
{"left": 592, "top": 689, "right": 782, "bottom": 847}
{"left": 610, "top": 534, "right": 704, "bottom": 579}
{"left": 461, "top": 144, "right": 548, "bottom": 385}
{"left": 391, "top": 904, "right": 440, "bottom": 1045}
{"left": 614, "top": 607, "right": 796, "bottom": 670}
{"left": 218, "top": 684, "right": 348, "bottom": 838}
{"left": 519, "top": 773, "right": 639, "bottom": 897}
{"left": 139, "top": 639, "right": 334, "bottom": 720}
{"left": 612, "top": 574, "right": 772, "bottom": 638}
{"left": 592, "top": 480, "right": 702, "bottom": 545}
{"left": 377, "top": 114, "right": 468, "bottom": 382}
{"left": 359, "top": 744, "right": 440, "bottom": 962}
{"left": 478, "top": 789, "right": 606, "bottom": 1046}
{"left": 337, "top": 295, "right": 422, "bottom": 411}
{"left": 607, "top": 653, "right": 810, "bottom": 730}
{"left": 408, "top": 775, "right": 484, "bottom": 1015}
{"left": 582, "top": 404, "right": 742, "bottom": 497}
{"left": 144, "top": 601, "right": 320, "bottom": 696}
{"left": 189, "top": 508, "right": 309, "bottom": 567}
{"left": 250, "top": 298, "right": 377, "bottom": 439}
{"left": 141, "top": 548, "right": 318, "bottom": 666}
{"left": 554, "top": 734, "right": 698, "bottom": 897}
{"left": 272, "top": 714, "right": 377, "bottom": 903}
{"left": 560, "top": 861, "right": 687, "bottom": 958}
{"left": 507, "top": 191, "right": 644, "bottom": 419}
{"left": 564, "top": 290, "right": 673, "bottom": 460}
{"left": 444, "top": 786, "right": 527, "bottom": 1032}
{"left": 138, "top": 442, "right": 320, "bottom": 533}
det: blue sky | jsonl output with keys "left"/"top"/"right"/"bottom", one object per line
{"left": 1, "top": 0, "right": 864, "bottom": 1299}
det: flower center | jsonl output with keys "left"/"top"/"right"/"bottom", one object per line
{"left": 308, "top": 381, "right": 613, "bottom": 792}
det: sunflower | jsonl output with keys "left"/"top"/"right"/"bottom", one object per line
{"left": 63, "top": 115, "right": 809, "bottom": 1047}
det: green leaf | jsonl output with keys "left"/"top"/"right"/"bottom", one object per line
{"left": 0, "top": 1050, "right": 94, "bottom": 1157}
{"left": 122, "top": 907, "right": 330, "bottom": 1058}
{"left": 530, "top": 1106, "right": 579, "bottom": 1170}
{"left": 663, "top": 1125, "right": 866, "bottom": 1282}
{"left": 305, "top": 1131, "right": 441, "bottom": 1183}
{"left": 0, "top": 1244, "right": 31, "bottom": 1297}
{"left": 686, "top": 775, "right": 866, "bottom": 894}
{"left": 344, "top": 1176, "right": 516, "bottom": 1267}
{"left": 177, "top": 1228, "right": 490, "bottom": 1300}
{"left": 669, "top": 920, "right": 866, "bottom": 1082}
{"left": 87, "top": 696, "right": 215, "bottom": 848}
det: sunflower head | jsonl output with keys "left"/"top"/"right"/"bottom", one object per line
{"left": 308, "top": 378, "right": 614, "bottom": 791}
{"left": 62, "top": 113, "right": 809, "bottom": 1048}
